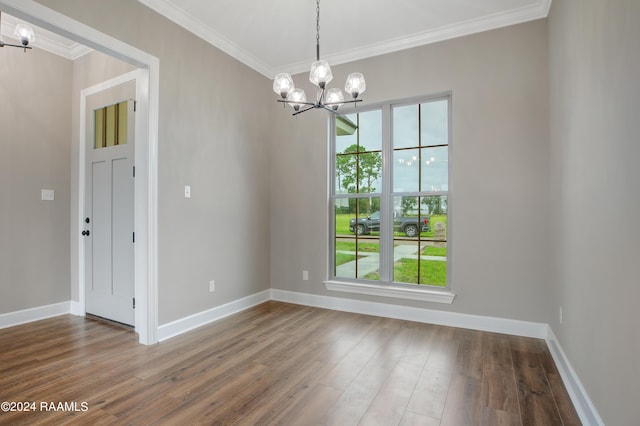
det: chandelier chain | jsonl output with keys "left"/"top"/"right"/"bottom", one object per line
{"left": 315, "top": 0, "right": 321, "bottom": 60}
{"left": 316, "top": 0, "right": 321, "bottom": 43}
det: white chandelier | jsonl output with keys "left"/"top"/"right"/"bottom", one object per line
{"left": 0, "top": 11, "right": 36, "bottom": 52}
{"left": 273, "top": 0, "right": 366, "bottom": 116}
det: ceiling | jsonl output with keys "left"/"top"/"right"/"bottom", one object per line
{"left": 2, "top": 1, "right": 551, "bottom": 73}
{"left": 138, "top": 0, "right": 552, "bottom": 78}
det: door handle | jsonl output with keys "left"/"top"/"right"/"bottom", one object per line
{"left": 82, "top": 230, "right": 90, "bottom": 236}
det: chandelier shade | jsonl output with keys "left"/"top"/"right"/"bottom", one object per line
{"left": 325, "top": 88, "right": 344, "bottom": 110}
{"left": 273, "top": 0, "right": 366, "bottom": 116}
{"left": 309, "top": 60, "right": 333, "bottom": 88}
{"left": 14, "top": 23, "right": 35, "bottom": 46}
{"left": 0, "top": 11, "right": 36, "bottom": 52}
{"left": 345, "top": 72, "right": 366, "bottom": 99}
{"left": 273, "top": 73, "right": 295, "bottom": 99}
{"left": 286, "top": 88, "right": 308, "bottom": 112}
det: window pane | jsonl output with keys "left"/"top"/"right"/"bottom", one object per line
{"left": 335, "top": 152, "right": 382, "bottom": 194}
{"left": 418, "top": 258, "right": 447, "bottom": 286}
{"left": 336, "top": 113, "right": 358, "bottom": 154}
{"left": 420, "top": 100, "right": 448, "bottom": 147}
{"left": 94, "top": 101, "right": 128, "bottom": 149}
{"left": 393, "top": 104, "right": 418, "bottom": 149}
{"left": 106, "top": 104, "right": 116, "bottom": 147}
{"left": 94, "top": 108, "right": 104, "bottom": 149}
{"left": 359, "top": 152, "right": 382, "bottom": 193}
{"left": 392, "top": 195, "right": 446, "bottom": 286}
{"left": 420, "top": 195, "right": 447, "bottom": 286}
{"left": 393, "top": 241, "right": 420, "bottom": 284}
{"left": 117, "top": 101, "right": 128, "bottom": 145}
{"left": 358, "top": 109, "right": 382, "bottom": 152}
{"left": 393, "top": 149, "right": 419, "bottom": 192}
{"left": 421, "top": 146, "right": 448, "bottom": 192}
{"left": 334, "top": 198, "right": 380, "bottom": 280}
{"left": 421, "top": 195, "right": 448, "bottom": 217}
{"left": 335, "top": 153, "right": 358, "bottom": 193}
{"left": 392, "top": 196, "right": 429, "bottom": 236}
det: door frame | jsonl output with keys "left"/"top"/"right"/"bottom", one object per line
{"left": 0, "top": 0, "right": 160, "bottom": 344}
{"left": 81, "top": 71, "right": 141, "bottom": 328}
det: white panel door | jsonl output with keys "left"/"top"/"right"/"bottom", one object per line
{"left": 84, "top": 81, "right": 135, "bottom": 325}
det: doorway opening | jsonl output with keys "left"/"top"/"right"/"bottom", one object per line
{"left": 0, "top": 0, "right": 159, "bottom": 344}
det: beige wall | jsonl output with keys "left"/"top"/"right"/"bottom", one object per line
{"left": 271, "top": 20, "right": 552, "bottom": 323}
{"left": 548, "top": 0, "right": 640, "bottom": 424}
{"left": 36, "top": 0, "right": 273, "bottom": 324}
{"left": 5, "top": 0, "right": 639, "bottom": 422}
{"left": 0, "top": 44, "right": 72, "bottom": 313}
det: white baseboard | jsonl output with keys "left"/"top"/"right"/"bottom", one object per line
{"left": 545, "top": 327, "right": 604, "bottom": 426}
{"left": 70, "top": 301, "right": 84, "bottom": 316}
{"left": 271, "top": 289, "right": 548, "bottom": 338}
{"left": 157, "top": 289, "right": 271, "bottom": 342}
{"left": 0, "top": 301, "right": 71, "bottom": 329}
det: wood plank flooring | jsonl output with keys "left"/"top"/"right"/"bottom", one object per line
{"left": 0, "top": 301, "right": 581, "bottom": 425}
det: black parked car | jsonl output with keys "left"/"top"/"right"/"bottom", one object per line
{"left": 349, "top": 212, "right": 430, "bottom": 237}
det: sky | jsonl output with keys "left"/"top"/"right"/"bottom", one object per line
{"left": 335, "top": 99, "right": 449, "bottom": 194}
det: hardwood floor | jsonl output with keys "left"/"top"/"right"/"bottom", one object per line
{"left": 0, "top": 301, "right": 580, "bottom": 425}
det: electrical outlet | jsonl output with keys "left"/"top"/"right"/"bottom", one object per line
{"left": 209, "top": 280, "right": 215, "bottom": 292}
{"left": 302, "top": 270, "right": 309, "bottom": 281}
{"left": 41, "top": 189, "right": 55, "bottom": 201}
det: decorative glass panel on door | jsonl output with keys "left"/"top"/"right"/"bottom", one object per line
{"left": 94, "top": 100, "right": 128, "bottom": 149}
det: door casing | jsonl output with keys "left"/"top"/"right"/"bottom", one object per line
{"left": 80, "top": 70, "right": 150, "bottom": 338}
{"left": 0, "top": 0, "right": 160, "bottom": 345}
{"left": 84, "top": 80, "right": 136, "bottom": 326}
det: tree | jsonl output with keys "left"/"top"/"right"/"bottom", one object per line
{"left": 401, "top": 197, "right": 417, "bottom": 215}
{"left": 422, "top": 196, "right": 447, "bottom": 215}
{"left": 336, "top": 144, "right": 382, "bottom": 215}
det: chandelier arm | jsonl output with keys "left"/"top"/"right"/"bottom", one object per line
{"left": 320, "top": 105, "right": 340, "bottom": 115}
{"left": 0, "top": 42, "right": 33, "bottom": 50}
{"left": 323, "top": 99, "right": 363, "bottom": 106}
{"left": 277, "top": 99, "right": 316, "bottom": 107}
{"left": 292, "top": 105, "right": 316, "bottom": 116}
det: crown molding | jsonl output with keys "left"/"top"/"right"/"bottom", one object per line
{"left": 138, "top": 0, "right": 552, "bottom": 79}
{"left": 137, "top": 0, "right": 272, "bottom": 77}
{"left": 1, "top": 13, "right": 92, "bottom": 60}
{"left": 276, "top": 0, "right": 553, "bottom": 76}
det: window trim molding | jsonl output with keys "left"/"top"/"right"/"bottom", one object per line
{"left": 328, "top": 93, "right": 453, "bottom": 298}
{"left": 324, "top": 279, "right": 456, "bottom": 304}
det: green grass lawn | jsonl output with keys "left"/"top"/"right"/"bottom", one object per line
{"left": 423, "top": 246, "right": 447, "bottom": 256}
{"left": 364, "top": 259, "right": 447, "bottom": 286}
{"left": 335, "top": 252, "right": 357, "bottom": 266}
{"left": 335, "top": 241, "right": 380, "bottom": 253}
{"left": 395, "top": 259, "right": 447, "bottom": 286}
{"left": 335, "top": 213, "right": 447, "bottom": 285}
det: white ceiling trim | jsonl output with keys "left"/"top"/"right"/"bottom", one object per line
{"left": 1, "top": 13, "right": 92, "bottom": 60}
{"left": 137, "top": 0, "right": 272, "bottom": 77}
{"left": 138, "top": 0, "right": 551, "bottom": 79}
{"left": 278, "top": 0, "right": 553, "bottom": 76}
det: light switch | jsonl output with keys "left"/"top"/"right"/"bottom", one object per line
{"left": 184, "top": 185, "right": 191, "bottom": 198}
{"left": 41, "top": 189, "right": 55, "bottom": 201}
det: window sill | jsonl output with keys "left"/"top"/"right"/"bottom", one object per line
{"left": 323, "top": 280, "right": 456, "bottom": 304}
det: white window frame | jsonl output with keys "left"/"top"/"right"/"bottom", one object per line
{"left": 324, "top": 93, "right": 455, "bottom": 304}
